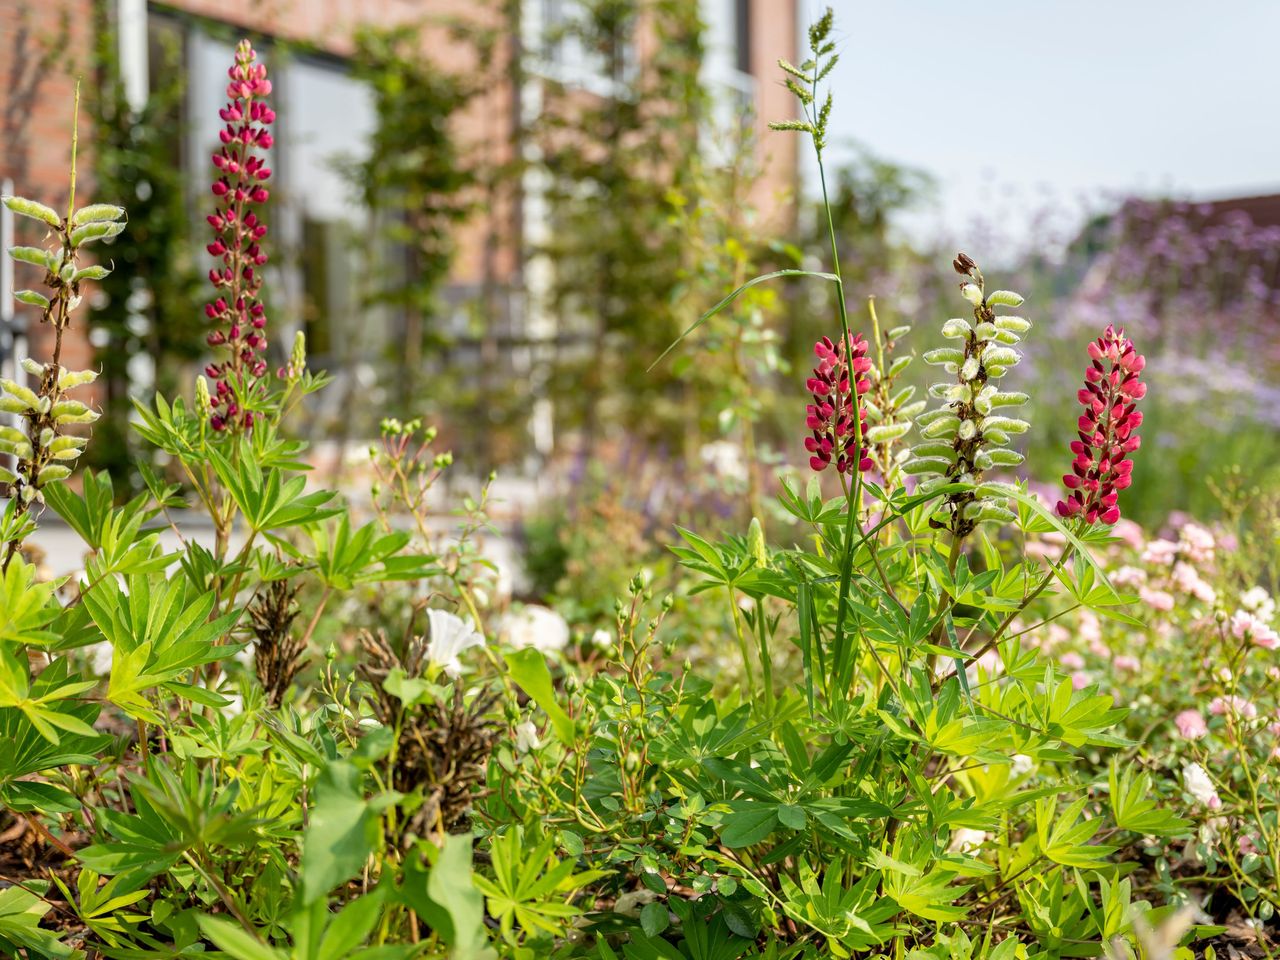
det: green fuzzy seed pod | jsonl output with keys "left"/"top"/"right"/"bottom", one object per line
{"left": 71, "top": 203, "right": 126, "bottom": 226}
{"left": 0, "top": 467, "right": 16, "bottom": 485}
{"left": 1, "top": 380, "right": 39, "bottom": 408}
{"left": 7, "top": 245, "right": 50, "bottom": 268}
{"left": 38, "top": 428, "right": 53, "bottom": 447}
{"left": 888, "top": 356, "right": 911, "bottom": 378}
{"left": 887, "top": 325, "right": 911, "bottom": 340}
{"left": 36, "top": 464, "right": 72, "bottom": 485}
{"left": 974, "top": 322, "right": 997, "bottom": 341}
{"left": 924, "top": 347, "right": 965, "bottom": 366}
{"left": 983, "top": 428, "right": 1010, "bottom": 446}
{"left": 2, "top": 195, "right": 61, "bottom": 227}
{"left": 891, "top": 385, "right": 916, "bottom": 407}
{"left": 980, "top": 448, "right": 1025, "bottom": 468}
{"left": 993, "top": 330, "right": 1022, "bottom": 345}
{"left": 866, "top": 422, "right": 911, "bottom": 444}
{"left": 899, "top": 400, "right": 927, "bottom": 418}
{"left": 73, "top": 265, "right": 111, "bottom": 282}
{"left": 0, "top": 397, "right": 28, "bottom": 414}
{"left": 981, "top": 416, "right": 1029, "bottom": 434}
{"left": 49, "top": 435, "right": 87, "bottom": 454}
{"left": 14, "top": 290, "right": 50, "bottom": 309}
{"left": 0, "top": 439, "right": 34, "bottom": 460}
{"left": 990, "top": 391, "right": 1029, "bottom": 407}
{"left": 982, "top": 346, "right": 1019, "bottom": 367}
{"left": 983, "top": 365, "right": 1011, "bottom": 380}
{"left": 916, "top": 407, "right": 958, "bottom": 427}
{"left": 986, "top": 290, "right": 1024, "bottom": 307}
{"left": 57, "top": 369, "right": 98, "bottom": 390}
{"left": 902, "top": 456, "right": 951, "bottom": 475}
{"left": 0, "top": 426, "right": 27, "bottom": 445}
{"left": 68, "top": 220, "right": 125, "bottom": 248}
{"left": 993, "top": 315, "right": 1030, "bottom": 332}
{"left": 911, "top": 441, "right": 956, "bottom": 460}
{"left": 921, "top": 417, "right": 959, "bottom": 440}
{"left": 20, "top": 358, "right": 44, "bottom": 377}
{"left": 941, "top": 318, "right": 971, "bottom": 339}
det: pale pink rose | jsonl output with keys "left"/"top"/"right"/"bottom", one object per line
{"left": 1059, "top": 651, "right": 1085, "bottom": 670}
{"left": 1173, "top": 562, "right": 1216, "bottom": 604}
{"left": 1113, "top": 654, "right": 1140, "bottom": 672}
{"left": 1179, "top": 523, "right": 1216, "bottom": 564}
{"left": 1231, "top": 610, "right": 1279, "bottom": 650}
{"left": 1071, "top": 671, "right": 1091, "bottom": 690}
{"left": 1175, "top": 709, "right": 1207, "bottom": 739}
{"left": 1139, "top": 587, "right": 1176, "bottom": 612}
{"left": 1209, "top": 695, "right": 1257, "bottom": 719}
{"left": 1141, "top": 539, "right": 1178, "bottom": 566}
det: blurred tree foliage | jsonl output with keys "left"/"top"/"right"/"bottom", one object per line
{"left": 85, "top": 15, "right": 204, "bottom": 487}
{"left": 349, "top": 16, "right": 505, "bottom": 418}
{"left": 534, "top": 0, "right": 706, "bottom": 452}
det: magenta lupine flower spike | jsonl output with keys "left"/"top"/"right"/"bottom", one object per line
{"left": 804, "top": 333, "right": 873, "bottom": 474}
{"left": 1055, "top": 324, "right": 1146, "bottom": 524}
{"left": 204, "top": 39, "right": 275, "bottom": 431}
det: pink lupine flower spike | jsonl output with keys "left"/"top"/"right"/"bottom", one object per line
{"left": 204, "top": 39, "right": 275, "bottom": 431}
{"left": 1056, "top": 324, "right": 1146, "bottom": 524}
{"left": 805, "top": 333, "right": 873, "bottom": 475}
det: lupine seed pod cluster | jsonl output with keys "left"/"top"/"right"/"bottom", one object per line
{"left": 1055, "top": 324, "right": 1146, "bottom": 524}
{"left": 905, "top": 253, "right": 1031, "bottom": 535}
{"left": 1, "top": 194, "right": 122, "bottom": 505}
{"left": 804, "top": 333, "right": 873, "bottom": 475}
{"left": 204, "top": 39, "right": 275, "bottom": 432}
{"left": 860, "top": 320, "right": 926, "bottom": 479}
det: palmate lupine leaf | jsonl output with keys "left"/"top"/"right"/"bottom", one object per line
{"left": 80, "top": 572, "right": 242, "bottom": 721}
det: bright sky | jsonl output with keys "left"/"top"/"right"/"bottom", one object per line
{"left": 800, "top": 0, "right": 1280, "bottom": 252}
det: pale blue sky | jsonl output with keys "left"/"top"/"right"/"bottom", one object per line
{"left": 799, "top": 0, "right": 1280, "bottom": 250}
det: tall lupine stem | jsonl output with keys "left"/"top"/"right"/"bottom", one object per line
{"left": 907, "top": 253, "right": 1031, "bottom": 541}
{"left": 204, "top": 40, "right": 274, "bottom": 432}
{"left": 1, "top": 84, "right": 122, "bottom": 566}
{"left": 1056, "top": 324, "right": 1146, "bottom": 524}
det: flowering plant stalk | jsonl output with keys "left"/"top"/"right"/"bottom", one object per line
{"left": 1, "top": 85, "right": 120, "bottom": 564}
{"left": 203, "top": 39, "right": 274, "bottom": 432}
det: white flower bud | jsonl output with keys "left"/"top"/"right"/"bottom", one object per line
{"left": 960, "top": 358, "right": 980, "bottom": 382}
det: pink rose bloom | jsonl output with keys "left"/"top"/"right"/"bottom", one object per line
{"left": 1179, "top": 523, "right": 1216, "bottom": 564}
{"left": 1113, "top": 654, "right": 1140, "bottom": 672}
{"left": 1209, "top": 695, "right": 1257, "bottom": 719}
{"left": 1231, "top": 610, "right": 1279, "bottom": 650}
{"left": 1139, "top": 587, "right": 1176, "bottom": 612}
{"left": 1175, "top": 709, "right": 1207, "bottom": 739}
{"left": 1071, "top": 671, "right": 1091, "bottom": 690}
{"left": 1059, "top": 651, "right": 1085, "bottom": 670}
{"left": 1141, "top": 539, "right": 1178, "bottom": 566}
{"left": 1173, "top": 562, "right": 1216, "bottom": 605}
{"left": 1111, "top": 565, "right": 1147, "bottom": 590}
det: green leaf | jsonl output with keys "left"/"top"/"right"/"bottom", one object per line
{"left": 300, "top": 761, "right": 378, "bottom": 904}
{"left": 504, "top": 647, "right": 575, "bottom": 745}
{"left": 720, "top": 805, "right": 778, "bottom": 848}
{"left": 195, "top": 915, "right": 284, "bottom": 960}
{"left": 640, "top": 900, "right": 669, "bottom": 937}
